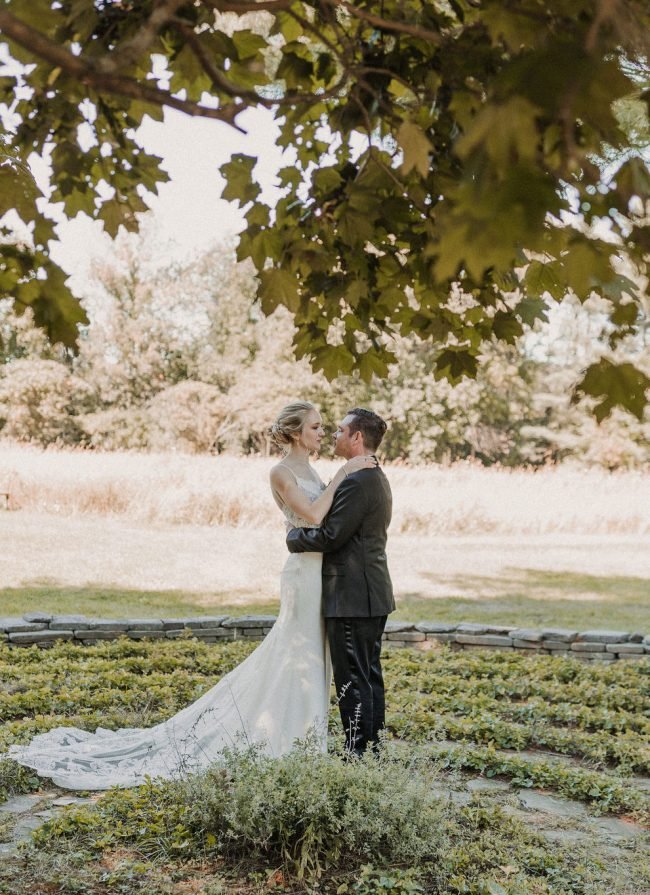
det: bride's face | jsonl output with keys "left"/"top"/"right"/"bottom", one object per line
{"left": 297, "top": 410, "right": 325, "bottom": 454}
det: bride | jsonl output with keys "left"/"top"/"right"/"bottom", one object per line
{"left": 8, "top": 401, "right": 376, "bottom": 790}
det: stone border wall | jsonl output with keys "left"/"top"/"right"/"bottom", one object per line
{"left": 1, "top": 614, "right": 648, "bottom": 662}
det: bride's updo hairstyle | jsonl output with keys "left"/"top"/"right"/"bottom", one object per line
{"left": 270, "top": 401, "right": 316, "bottom": 448}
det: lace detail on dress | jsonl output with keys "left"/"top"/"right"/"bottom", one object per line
{"left": 280, "top": 474, "right": 325, "bottom": 529}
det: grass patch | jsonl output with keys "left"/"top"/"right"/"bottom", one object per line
{"left": 3, "top": 568, "right": 650, "bottom": 630}
{"left": 0, "top": 585, "right": 278, "bottom": 620}
{"left": 396, "top": 569, "right": 650, "bottom": 630}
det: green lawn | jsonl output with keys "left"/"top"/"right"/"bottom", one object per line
{"left": 396, "top": 569, "right": 650, "bottom": 630}
{"left": 3, "top": 567, "right": 650, "bottom": 631}
{"left": 0, "top": 585, "right": 279, "bottom": 621}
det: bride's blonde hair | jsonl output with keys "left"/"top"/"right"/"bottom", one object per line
{"left": 270, "top": 401, "right": 316, "bottom": 447}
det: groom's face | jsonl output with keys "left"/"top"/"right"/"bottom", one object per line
{"left": 333, "top": 414, "right": 358, "bottom": 459}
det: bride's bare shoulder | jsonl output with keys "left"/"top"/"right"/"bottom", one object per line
{"left": 269, "top": 462, "right": 293, "bottom": 483}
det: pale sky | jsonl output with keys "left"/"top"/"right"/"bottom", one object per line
{"left": 0, "top": 32, "right": 286, "bottom": 286}
{"left": 50, "top": 105, "right": 287, "bottom": 285}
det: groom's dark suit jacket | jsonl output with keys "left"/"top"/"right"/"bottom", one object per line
{"left": 286, "top": 467, "right": 395, "bottom": 618}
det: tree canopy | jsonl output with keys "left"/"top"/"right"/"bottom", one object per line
{"left": 0, "top": 0, "right": 649, "bottom": 419}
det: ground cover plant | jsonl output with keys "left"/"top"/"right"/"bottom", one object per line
{"left": 0, "top": 638, "right": 648, "bottom": 894}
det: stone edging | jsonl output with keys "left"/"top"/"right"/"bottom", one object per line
{"left": 0, "top": 614, "right": 648, "bottom": 662}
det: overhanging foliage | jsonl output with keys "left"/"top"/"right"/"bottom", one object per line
{"left": 0, "top": 1, "right": 649, "bottom": 417}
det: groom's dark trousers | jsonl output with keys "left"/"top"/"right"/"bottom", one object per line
{"left": 287, "top": 467, "right": 394, "bottom": 756}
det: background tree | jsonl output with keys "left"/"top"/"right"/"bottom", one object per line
{"left": 0, "top": 1, "right": 648, "bottom": 421}
{"left": 521, "top": 291, "right": 650, "bottom": 467}
{"left": 0, "top": 233, "right": 647, "bottom": 466}
{"left": 0, "top": 357, "right": 94, "bottom": 445}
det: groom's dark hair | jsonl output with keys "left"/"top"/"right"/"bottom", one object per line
{"left": 347, "top": 408, "right": 387, "bottom": 452}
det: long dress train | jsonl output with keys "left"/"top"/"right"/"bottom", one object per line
{"left": 8, "top": 477, "right": 331, "bottom": 790}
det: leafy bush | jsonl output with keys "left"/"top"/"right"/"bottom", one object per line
{"left": 0, "top": 755, "right": 40, "bottom": 803}
{"left": 80, "top": 406, "right": 153, "bottom": 451}
{"left": 147, "top": 380, "right": 231, "bottom": 453}
{"left": 2, "top": 238, "right": 649, "bottom": 468}
{"left": 0, "top": 358, "right": 95, "bottom": 445}
{"left": 180, "top": 741, "right": 447, "bottom": 879}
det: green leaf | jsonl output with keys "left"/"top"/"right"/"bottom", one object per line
{"left": 258, "top": 268, "right": 300, "bottom": 314}
{"left": 219, "top": 155, "right": 260, "bottom": 205}
{"left": 613, "top": 157, "right": 650, "bottom": 204}
{"left": 600, "top": 274, "right": 639, "bottom": 304}
{"left": 434, "top": 348, "right": 479, "bottom": 383}
{"left": 0, "top": 158, "right": 40, "bottom": 220}
{"left": 492, "top": 311, "right": 524, "bottom": 344}
{"left": 272, "top": 11, "right": 304, "bottom": 42}
{"left": 560, "top": 242, "right": 613, "bottom": 301}
{"left": 456, "top": 97, "right": 541, "bottom": 171}
{"left": 345, "top": 280, "right": 367, "bottom": 309}
{"left": 311, "top": 344, "right": 356, "bottom": 380}
{"left": 524, "top": 259, "right": 567, "bottom": 302}
{"left": 337, "top": 208, "right": 375, "bottom": 245}
{"left": 573, "top": 360, "right": 650, "bottom": 422}
{"left": 245, "top": 203, "right": 271, "bottom": 228}
{"left": 232, "top": 31, "right": 267, "bottom": 61}
{"left": 609, "top": 302, "right": 638, "bottom": 327}
{"left": 312, "top": 167, "right": 343, "bottom": 195}
{"left": 248, "top": 228, "right": 283, "bottom": 269}
{"left": 98, "top": 200, "right": 133, "bottom": 238}
{"left": 358, "top": 351, "right": 390, "bottom": 382}
{"left": 276, "top": 52, "right": 313, "bottom": 90}
{"left": 515, "top": 296, "right": 548, "bottom": 326}
{"left": 278, "top": 166, "right": 302, "bottom": 190}
{"left": 397, "top": 121, "right": 432, "bottom": 177}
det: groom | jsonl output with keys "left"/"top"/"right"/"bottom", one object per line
{"left": 287, "top": 408, "right": 395, "bottom": 756}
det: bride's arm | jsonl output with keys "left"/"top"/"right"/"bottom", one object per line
{"left": 270, "top": 457, "right": 375, "bottom": 525}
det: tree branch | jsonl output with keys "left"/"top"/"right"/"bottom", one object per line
{"left": 95, "top": 0, "right": 189, "bottom": 75}
{"left": 0, "top": 11, "right": 246, "bottom": 130}
{"left": 173, "top": 17, "right": 350, "bottom": 108}
{"left": 286, "top": 8, "right": 344, "bottom": 60}
{"left": 585, "top": 0, "right": 619, "bottom": 53}
{"left": 328, "top": 1, "right": 443, "bottom": 45}
{"left": 202, "top": 0, "right": 292, "bottom": 11}
{"left": 172, "top": 19, "right": 267, "bottom": 102}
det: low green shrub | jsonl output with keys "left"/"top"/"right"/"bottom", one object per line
{"left": 31, "top": 742, "right": 449, "bottom": 880}
{"left": 345, "top": 864, "right": 426, "bottom": 895}
{"left": 180, "top": 741, "right": 448, "bottom": 879}
{"left": 3, "top": 640, "right": 649, "bottom": 824}
{"left": 0, "top": 756, "right": 40, "bottom": 803}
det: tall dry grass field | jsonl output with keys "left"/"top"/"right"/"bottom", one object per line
{"left": 1, "top": 444, "right": 649, "bottom": 629}
{"left": 1, "top": 443, "right": 649, "bottom": 535}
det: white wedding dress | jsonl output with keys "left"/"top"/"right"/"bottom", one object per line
{"left": 8, "top": 476, "right": 331, "bottom": 790}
